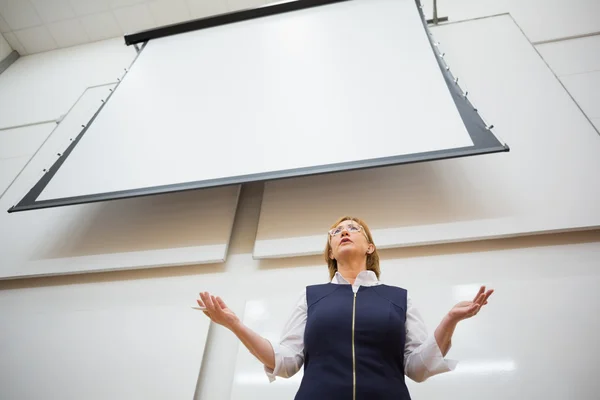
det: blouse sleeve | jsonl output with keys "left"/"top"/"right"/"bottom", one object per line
{"left": 403, "top": 295, "right": 458, "bottom": 382}
{"left": 264, "top": 289, "right": 308, "bottom": 382}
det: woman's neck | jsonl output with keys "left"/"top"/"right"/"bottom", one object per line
{"left": 336, "top": 259, "right": 367, "bottom": 285}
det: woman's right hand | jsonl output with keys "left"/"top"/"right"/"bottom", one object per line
{"left": 197, "top": 292, "right": 241, "bottom": 331}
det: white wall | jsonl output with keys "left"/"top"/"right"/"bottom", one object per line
{"left": 537, "top": 35, "right": 600, "bottom": 132}
{"left": 1, "top": 183, "right": 599, "bottom": 400}
{"left": 0, "top": 1, "right": 599, "bottom": 400}
{"left": 420, "top": 0, "right": 600, "bottom": 43}
{"left": 419, "top": 0, "right": 600, "bottom": 134}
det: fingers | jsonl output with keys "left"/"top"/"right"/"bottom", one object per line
{"left": 198, "top": 292, "right": 226, "bottom": 321}
{"left": 198, "top": 292, "right": 214, "bottom": 319}
{"left": 478, "top": 289, "right": 494, "bottom": 307}
{"left": 216, "top": 296, "right": 227, "bottom": 310}
{"left": 473, "top": 286, "right": 494, "bottom": 306}
{"left": 472, "top": 285, "right": 485, "bottom": 302}
{"left": 202, "top": 292, "right": 215, "bottom": 309}
{"left": 475, "top": 292, "right": 486, "bottom": 306}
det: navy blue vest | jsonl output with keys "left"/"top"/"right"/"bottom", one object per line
{"left": 294, "top": 283, "right": 411, "bottom": 400}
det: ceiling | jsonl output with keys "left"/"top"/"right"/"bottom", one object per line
{"left": 0, "top": 0, "right": 272, "bottom": 55}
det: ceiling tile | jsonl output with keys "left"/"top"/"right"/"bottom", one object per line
{"left": 592, "top": 118, "right": 600, "bottom": 132}
{"left": 0, "top": 12, "right": 11, "bottom": 32}
{"left": 47, "top": 18, "right": 89, "bottom": 47}
{"left": 187, "top": 0, "right": 227, "bottom": 19}
{"left": 0, "top": 0, "right": 43, "bottom": 30}
{"left": 109, "top": 0, "right": 145, "bottom": 8}
{"left": 80, "top": 11, "right": 121, "bottom": 41}
{"left": 13, "top": 25, "right": 57, "bottom": 53}
{"left": 226, "top": 0, "right": 266, "bottom": 12}
{"left": 113, "top": 3, "right": 155, "bottom": 35}
{"left": 2, "top": 32, "right": 26, "bottom": 55}
{"left": 69, "top": 0, "right": 110, "bottom": 16}
{"left": 148, "top": 0, "right": 190, "bottom": 27}
{"left": 0, "top": 31, "right": 11, "bottom": 56}
{"left": 30, "top": 0, "right": 75, "bottom": 23}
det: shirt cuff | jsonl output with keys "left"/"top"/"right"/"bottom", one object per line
{"left": 263, "top": 341, "right": 282, "bottom": 383}
{"left": 419, "top": 335, "right": 458, "bottom": 375}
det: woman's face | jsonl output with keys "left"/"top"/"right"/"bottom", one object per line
{"left": 328, "top": 219, "right": 374, "bottom": 261}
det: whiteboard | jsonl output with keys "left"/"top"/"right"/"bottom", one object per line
{"left": 253, "top": 14, "right": 600, "bottom": 258}
{"left": 0, "top": 85, "right": 240, "bottom": 279}
{"left": 12, "top": 0, "right": 505, "bottom": 212}
{"left": 231, "top": 240, "right": 600, "bottom": 400}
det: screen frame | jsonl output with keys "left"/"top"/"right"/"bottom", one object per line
{"left": 8, "top": 0, "right": 508, "bottom": 213}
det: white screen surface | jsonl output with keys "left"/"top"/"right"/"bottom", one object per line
{"left": 35, "top": 0, "right": 473, "bottom": 202}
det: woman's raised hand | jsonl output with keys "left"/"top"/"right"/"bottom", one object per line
{"left": 447, "top": 285, "right": 494, "bottom": 322}
{"left": 197, "top": 292, "right": 241, "bottom": 331}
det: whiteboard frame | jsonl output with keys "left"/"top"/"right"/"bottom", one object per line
{"left": 8, "top": 0, "right": 508, "bottom": 214}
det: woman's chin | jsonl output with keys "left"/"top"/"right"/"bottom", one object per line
{"left": 336, "top": 246, "right": 360, "bottom": 258}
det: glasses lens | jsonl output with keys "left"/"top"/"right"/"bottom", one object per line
{"left": 329, "top": 224, "right": 361, "bottom": 236}
{"left": 347, "top": 224, "right": 360, "bottom": 232}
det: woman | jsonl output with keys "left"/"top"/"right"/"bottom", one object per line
{"left": 197, "top": 216, "right": 493, "bottom": 399}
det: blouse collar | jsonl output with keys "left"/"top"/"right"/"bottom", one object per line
{"left": 331, "top": 270, "right": 380, "bottom": 287}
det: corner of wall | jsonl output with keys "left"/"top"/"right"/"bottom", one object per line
{"left": 0, "top": 34, "right": 13, "bottom": 59}
{"left": 0, "top": 34, "right": 18, "bottom": 75}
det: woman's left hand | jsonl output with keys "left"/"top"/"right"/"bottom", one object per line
{"left": 448, "top": 285, "right": 494, "bottom": 323}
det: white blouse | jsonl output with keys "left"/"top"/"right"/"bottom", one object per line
{"left": 264, "top": 270, "right": 457, "bottom": 383}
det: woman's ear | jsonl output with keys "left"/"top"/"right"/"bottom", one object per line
{"left": 366, "top": 244, "right": 375, "bottom": 255}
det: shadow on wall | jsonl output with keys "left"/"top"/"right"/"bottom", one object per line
{"left": 2, "top": 228, "right": 599, "bottom": 291}
{"left": 32, "top": 188, "right": 235, "bottom": 260}
{"left": 256, "top": 228, "right": 600, "bottom": 271}
{"left": 258, "top": 159, "right": 515, "bottom": 240}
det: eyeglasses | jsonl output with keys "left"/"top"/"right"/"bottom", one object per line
{"left": 328, "top": 223, "right": 364, "bottom": 237}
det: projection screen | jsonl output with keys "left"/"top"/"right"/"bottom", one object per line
{"left": 8, "top": 0, "right": 508, "bottom": 213}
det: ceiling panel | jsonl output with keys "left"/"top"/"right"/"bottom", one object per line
{"left": 148, "top": 0, "right": 190, "bottom": 27}
{"left": 69, "top": 0, "right": 111, "bottom": 16}
{"left": 0, "top": 0, "right": 274, "bottom": 55}
{"left": 79, "top": 11, "right": 122, "bottom": 41}
{"left": 47, "top": 17, "right": 89, "bottom": 47}
{"left": 0, "top": 10, "right": 10, "bottom": 32}
{"left": 2, "top": 31, "right": 25, "bottom": 54}
{"left": 112, "top": 3, "right": 155, "bottom": 34}
{"left": 187, "top": 0, "right": 227, "bottom": 19}
{"left": 12, "top": 24, "right": 57, "bottom": 54}
{"left": 30, "top": 0, "right": 75, "bottom": 24}
{"left": 0, "top": 0, "right": 42, "bottom": 30}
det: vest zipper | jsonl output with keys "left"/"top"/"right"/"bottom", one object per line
{"left": 352, "top": 291, "right": 357, "bottom": 400}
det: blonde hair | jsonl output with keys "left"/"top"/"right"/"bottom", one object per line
{"left": 324, "top": 216, "right": 381, "bottom": 280}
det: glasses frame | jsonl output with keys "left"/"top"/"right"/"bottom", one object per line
{"left": 328, "top": 222, "right": 365, "bottom": 238}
